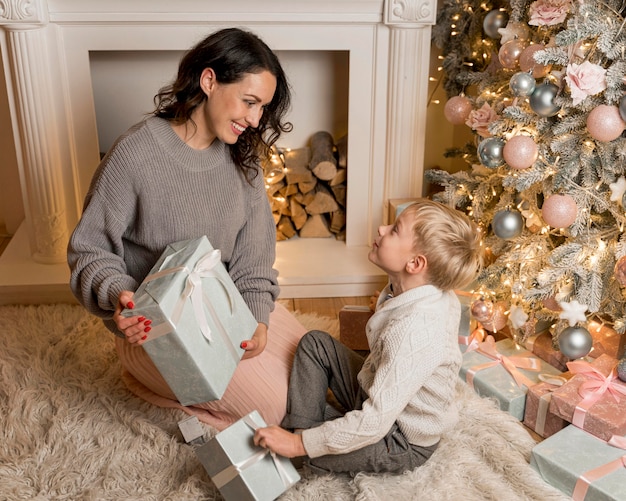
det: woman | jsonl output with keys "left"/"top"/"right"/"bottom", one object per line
{"left": 67, "top": 27, "right": 307, "bottom": 430}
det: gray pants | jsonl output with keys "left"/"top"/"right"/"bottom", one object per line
{"left": 281, "top": 330, "right": 438, "bottom": 475}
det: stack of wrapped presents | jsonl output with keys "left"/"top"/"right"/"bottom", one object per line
{"left": 458, "top": 304, "right": 626, "bottom": 500}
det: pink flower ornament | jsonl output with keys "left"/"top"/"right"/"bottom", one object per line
{"left": 528, "top": 0, "right": 571, "bottom": 26}
{"left": 565, "top": 61, "right": 607, "bottom": 106}
{"left": 465, "top": 103, "right": 499, "bottom": 138}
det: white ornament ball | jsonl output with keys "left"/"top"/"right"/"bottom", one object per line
{"left": 542, "top": 194, "right": 578, "bottom": 228}
{"left": 444, "top": 96, "right": 473, "bottom": 125}
{"left": 483, "top": 10, "right": 509, "bottom": 39}
{"left": 558, "top": 326, "right": 593, "bottom": 359}
{"left": 492, "top": 209, "right": 524, "bottom": 239}
{"left": 518, "top": 44, "right": 551, "bottom": 78}
{"left": 586, "top": 105, "right": 626, "bottom": 142}
{"left": 503, "top": 135, "right": 538, "bottom": 169}
{"left": 498, "top": 39, "right": 526, "bottom": 70}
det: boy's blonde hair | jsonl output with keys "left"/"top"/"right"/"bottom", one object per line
{"left": 403, "top": 199, "right": 483, "bottom": 291}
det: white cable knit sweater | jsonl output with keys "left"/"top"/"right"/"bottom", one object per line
{"left": 302, "top": 284, "right": 463, "bottom": 458}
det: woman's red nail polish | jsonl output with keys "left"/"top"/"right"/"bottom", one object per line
{"left": 127, "top": 301, "right": 135, "bottom": 309}
{"left": 144, "top": 319, "right": 152, "bottom": 326}
{"left": 138, "top": 316, "right": 146, "bottom": 322}
{"left": 144, "top": 326, "right": 152, "bottom": 333}
{"left": 240, "top": 341, "right": 248, "bottom": 349}
{"left": 141, "top": 335, "right": 148, "bottom": 341}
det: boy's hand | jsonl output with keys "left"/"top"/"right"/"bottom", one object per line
{"left": 240, "top": 323, "right": 268, "bottom": 360}
{"left": 253, "top": 425, "right": 306, "bottom": 458}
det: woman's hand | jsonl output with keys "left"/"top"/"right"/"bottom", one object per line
{"left": 240, "top": 322, "right": 268, "bottom": 360}
{"left": 113, "top": 290, "right": 152, "bottom": 345}
{"left": 253, "top": 425, "right": 306, "bottom": 458}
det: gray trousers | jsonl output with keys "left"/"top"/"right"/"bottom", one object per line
{"left": 281, "top": 330, "right": 438, "bottom": 475}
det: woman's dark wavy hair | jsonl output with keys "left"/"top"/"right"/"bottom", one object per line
{"left": 153, "top": 28, "right": 292, "bottom": 180}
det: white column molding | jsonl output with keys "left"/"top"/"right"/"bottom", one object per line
{"left": 383, "top": 0, "right": 436, "bottom": 200}
{"left": 1, "top": 0, "right": 68, "bottom": 263}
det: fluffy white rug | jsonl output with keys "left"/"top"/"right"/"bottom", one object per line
{"left": 0, "top": 304, "right": 569, "bottom": 501}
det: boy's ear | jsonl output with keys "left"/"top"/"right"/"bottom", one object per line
{"left": 406, "top": 254, "right": 427, "bottom": 274}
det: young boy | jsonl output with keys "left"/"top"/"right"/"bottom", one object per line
{"left": 254, "top": 199, "right": 483, "bottom": 474}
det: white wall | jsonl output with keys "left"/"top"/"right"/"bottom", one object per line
{"left": 90, "top": 50, "right": 349, "bottom": 154}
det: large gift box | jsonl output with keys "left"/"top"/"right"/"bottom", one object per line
{"left": 122, "top": 236, "right": 257, "bottom": 406}
{"left": 524, "top": 331, "right": 569, "bottom": 372}
{"left": 459, "top": 337, "right": 561, "bottom": 420}
{"left": 196, "top": 410, "right": 301, "bottom": 501}
{"left": 549, "top": 354, "right": 626, "bottom": 442}
{"left": 530, "top": 425, "right": 626, "bottom": 501}
{"left": 586, "top": 322, "right": 626, "bottom": 360}
{"left": 523, "top": 372, "right": 573, "bottom": 439}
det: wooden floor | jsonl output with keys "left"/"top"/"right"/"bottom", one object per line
{"left": 0, "top": 235, "right": 371, "bottom": 318}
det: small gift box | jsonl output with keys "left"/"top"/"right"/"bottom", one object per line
{"left": 586, "top": 321, "right": 626, "bottom": 360}
{"left": 387, "top": 198, "right": 418, "bottom": 224}
{"left": 459, "top": 337, "right": 561, "bottom": 420}
{"left": 456, "top": 291, "right": 480, "bottom": 353}
{"left": 530, "top": 425, "right": 626, "bottom": 501}
{"left": 338, "top": 305, "right": 373, "bottom": 351}
{"left": 523, "top": 372, "right": 573, "bottom": 439}
{"left": 549, "top": 354, "right": 626, "bottom": 442}
{"left": 122, "top": 236, "right": 257, "bottom": 406}
{"left": 524, "top": 331, "right": 569, "bottom": 372}
{"left": 196, "top": 410, "right": 301, "bottom": 501}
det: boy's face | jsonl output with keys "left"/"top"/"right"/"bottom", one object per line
{"left": 368, "top": 209, "right": 417, "bottom": 275}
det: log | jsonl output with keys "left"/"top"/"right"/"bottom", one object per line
{"left": 305, "top": 185, "right": 340, "bottom": 215}
{"left": 335, "top": 134, "right": 348, "bottom": 169}
{"left": 309, "top": 131, "right": 337, "bottom": 181}
{"left": 284, "top": 148, "right": 313, "bottom": 185}
{"left": 330, "top": 208, "right": 346, "bottom": 234}
{"left": 277, "top": 216, "right": 297, "bottom": 239}
{"left": 299, "top": 214, "right": 333, "bottom": 238}
{"left": 289, "top": 199, "right": 308, "bottom": 230}
{"left": 330, "top": 184, "right": 346, "bottom": 208}
{"left": 330, "top": 168, "right": 346, "bottom": 187}
{"left": 298, "top": 178, "right": 317, "bottom": 194}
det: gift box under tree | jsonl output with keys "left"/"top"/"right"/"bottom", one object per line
{"left": 459, "top": 337, "right": 561, "bottom": 420}
{"left": 549, "top": 354, "right": 626, "bottom": 442}
{"left": 530, "top": 424, "right": 626, "bottom": 501}
{"left": 122, "top": 236, "right": 257, "bottom": 406}
{"left": 523, "top": 372, "right": 573, "bottom": 439}
{"left": 196, "top": 410, "right": 301, "bottom": 501}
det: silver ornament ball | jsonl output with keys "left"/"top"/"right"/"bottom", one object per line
{"left": 492, "top": 209, "right": 524, "bottom": 239}
{"left": 509, "top": 72, "right": 536, "bottom": 97}
{"left": 483, "top": 10, "right": 509, "bottom": 39}
{"left": 558, "top": 326, "right": 593, "bottom": 359}
{"left": 478, "top": 137, "right": 505, "bottom": 168}
{"left": 529, "top": 82, "right": 560, "bottom": 117}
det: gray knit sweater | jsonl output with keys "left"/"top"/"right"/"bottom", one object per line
{"left": 302, "top": 284, "right": 463, "bottom": 458}
{"left": 67, "top": 117, "right": 279, "bottom": 336}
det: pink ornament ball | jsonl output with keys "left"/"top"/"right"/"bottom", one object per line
{"left": 503, "top": 135, "right": 538, "bottom": 170}
{"left": 498, "top": 39, "right": 526, "bottom": 70}
{"left": 444, "top": 96, "right": 473, "bottom": 125}
{"left": 542, "top": 194, "right": 578, "bottom": 228}
{"left": 518, "top": 44, "right": 551, "bottom": 78}
{"left": 587, "top": 105, "right": 626, "bottom": 142}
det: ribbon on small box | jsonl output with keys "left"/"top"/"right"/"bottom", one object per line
{"left": 459, "top": 326, "right": 486, "bottom": 353}
{"left": 465, "top": 336, "right": 541, "bottom": 390}
{"left": 211, "top": 413, "right": 294, "bottom": 490}
{"left": 572, "top": 434, "right": 626, "bottom": 501}
{"left": 534, "top": 374, "right": 568, "bottom": 437}
{"left": 566, "top": 360, "right": 626, "bottom": 430}
{"left": 143, "top": 249, "right": 240, "bottom": 363}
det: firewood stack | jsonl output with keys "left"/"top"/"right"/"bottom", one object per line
{"left": 264, "top": 131, "right": 347, "bottom": 241}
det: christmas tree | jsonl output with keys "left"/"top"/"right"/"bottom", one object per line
{"left": 428, "top": 0, "right": 626, "bottom": 359}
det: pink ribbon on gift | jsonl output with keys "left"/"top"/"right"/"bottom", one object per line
{"left": 465, "top": 335, "right": 541, "bottom": 390}
{"left": 459, "top": 326, "right": 486, "bottom": 352}
{"left": 572, "top": 431, "right": 626, "bottom": 501}
{"left": 566, "top": 360, "right": 626, "bottom": 430}
{"left": 534, "top": 374, "right": 568, "bottom": 437}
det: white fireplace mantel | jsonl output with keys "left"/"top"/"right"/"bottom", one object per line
{"left": 0, "top": 0, "right": 437, "bottom": 303}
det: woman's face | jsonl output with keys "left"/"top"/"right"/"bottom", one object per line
{"left": 201, "top": 68, "right": 277, "bottom": 145}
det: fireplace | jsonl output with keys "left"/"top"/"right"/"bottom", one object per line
{"left": 0, "top": 0, "right": 437, "bottom": 302}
